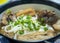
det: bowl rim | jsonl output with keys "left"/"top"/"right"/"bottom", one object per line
{"left": 0, "top": 0, "right": 60, "bottom": 42}
{"left": 0, "top": 0, "right": 60, "bottom": 13}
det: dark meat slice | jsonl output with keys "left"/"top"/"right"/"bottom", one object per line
{"left": 37, "top": 10, "right": 58, "bottom": 25}
{"left": 46, "top": 10, "right": 55, "bottom": 17}
{"left": 37, "top": 10, "right": 55, "bottom": 18}
{"left": 8, "top": 14, "right": 16, "bottom": 22}
{"left": 47, "top": 15, "right": 58, "bottom": 25}
{"left": 37, "top": 10, "right": 47, "bottom": 18}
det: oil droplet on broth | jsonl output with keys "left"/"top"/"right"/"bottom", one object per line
{"left": 0, "top": 0, "right": 9, "bottom": 5}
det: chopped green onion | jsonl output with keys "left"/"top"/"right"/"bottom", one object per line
{"left": 19, "top": 30, "right": 24, "bottom": 34}
{"left": 9, "top": 21, "right": 13, "bottom": 24}
{"left": 6, "top": 9, "right": 11, "bottom": 15}
{"left": 44, "top": 27, "right": 48, "bottom": 31}
{"left": 40, "top": 18, "right": 44, "bottom": 22}
{"left": 14, "top": 20, "right": 20, "bottom": 26}
{"left": 19, "top": 14, "right": 24, "bottom": 19}
{"left": 6, "top": 26, "right": 11, "bottom": 30}
{"left": 41, "top": 23, "right": 46, "bottom": 26}
{"left": 28, "top": 23, "right": 34, "bottom": 31}
{"left": 27, "top": 15, "right": 32, "bottom": 19}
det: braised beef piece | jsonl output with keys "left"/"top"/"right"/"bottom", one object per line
{"left": 1, "top": 14, "right": 8, "bottom": 25}
{"left": 46, "top": 16, "right": 58, "bottom": 25}
{"left": 0, "top": 23, "right": 5, "bottom": 29}
{"left": 1, "top": 13, "right": 16, "bottom": 26}
{"left": 37, "top": 10, "right": 58, "bottom": 25}
{"left": 7, "top": 14, "right": 16, "bottom": 22}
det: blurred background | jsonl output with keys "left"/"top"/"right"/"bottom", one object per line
{"left": 0, "top": 0, "right": 60, "bottom": 6}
